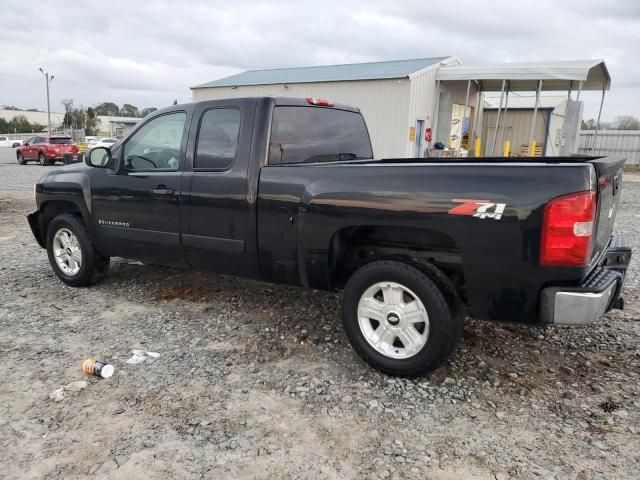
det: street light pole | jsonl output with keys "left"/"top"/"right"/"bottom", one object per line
{"left": 39, "top": 68, "right": 54, "bottom": 135}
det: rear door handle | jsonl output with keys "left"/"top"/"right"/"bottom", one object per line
{"left": 151, "top": 187, "right": 175, "bottom": 197}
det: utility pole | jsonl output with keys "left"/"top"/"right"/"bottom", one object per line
{"left": 39, "top": 68, "right": 54, "bottom": 135}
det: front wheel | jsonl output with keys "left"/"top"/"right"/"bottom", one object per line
{"left": 17, "top": 152, "right": 25, "bottom": 165}
{"left": 342, "top": 260, "right": 463, "bottom": 377}
{"left": 46, "top": 213, "right": 110, "bottom": 287}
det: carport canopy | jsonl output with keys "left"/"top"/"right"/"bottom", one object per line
{"left": 432, "top": 59, "right": 610, "bottom": 157}
{"left": 435, "top": 59, "right": 610, "bottom": 91}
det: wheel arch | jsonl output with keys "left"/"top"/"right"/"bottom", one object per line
{"left": 328, "top": 225, "right": 465, "bottom": 301}
{"left": 39, "top": 199, "right": 90, "bottom": 246}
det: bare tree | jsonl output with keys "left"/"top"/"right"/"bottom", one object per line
{"left": 612, "top": 115, "right": 640, "bottom": 130}
{"left": 61, "top": 99, "right": 74, "bottom": 128}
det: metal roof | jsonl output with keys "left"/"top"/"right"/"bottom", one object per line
{"left": 436, "top": 59, "right": 610, "bottom": 91}
{"left": 192, "top": 57, "right": 451, "bottom": 89}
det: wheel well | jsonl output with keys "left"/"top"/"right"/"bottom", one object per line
{"left": 328, "top": 225, "right": 465, "bottom": 299}
{"left": 41, "top": 201, "right": 84, "bottom": 240}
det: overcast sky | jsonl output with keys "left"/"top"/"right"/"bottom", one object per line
{"left": 1, "top": 0, "right": 638, "bottom": 120}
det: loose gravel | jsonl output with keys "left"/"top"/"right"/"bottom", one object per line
{"left": 0, "top": 148, "right": 639, "bottom": 479}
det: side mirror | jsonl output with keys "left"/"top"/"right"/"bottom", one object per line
{"left": 86, "top": 147, "right": 112, "bottom": 168}
{"left": 24, "top": 142, "right": 29, "bottom": 146}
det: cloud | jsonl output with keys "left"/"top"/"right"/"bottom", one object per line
{"left": 0, "top": 0, "right": 638, "bottom": 121}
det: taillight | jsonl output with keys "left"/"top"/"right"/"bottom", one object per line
{"left": 540, "top": 190, "right": 597, "bottom": 266}
{"left": 306, "top": 97, "right": 334, "bottom": 107}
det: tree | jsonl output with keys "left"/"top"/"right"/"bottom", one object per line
{"left": 5, "top": 115, "right": 44, "bottom": 133}
{"left": 140, "top": 107, "right": 158, "bottom": 117}
{"left": 71, "top": 108, "right": 86, "bottom": 130}
{"left": 120, "top": 103, "right": 139, "bottom": 117}
{"left": 612, "top": 115, "right": 640, "bottom": 130}
{"left": 61, "top": 99, "right": 74, "bottom": 128}
{"left": 86, "top": 107, "right": 98, "bottom": 136}
{"left": 94, "top": 102, "right": 120, "bottom": 116}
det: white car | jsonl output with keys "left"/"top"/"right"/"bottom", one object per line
{"left": 89, "top": 138, "right": 119, "bottom": 149}
{"left": 0, "top": 136, "right": 12, "bottom": 147}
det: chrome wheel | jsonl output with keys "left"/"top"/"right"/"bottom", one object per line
{"left": 53, "top": 228, "right": 82, "bottom": 276}
{"left": 357, "top": 281, "right": 429, "bottom": 359}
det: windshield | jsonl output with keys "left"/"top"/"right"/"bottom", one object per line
{"left": 49, "top": 137, "right": 73, "bottom": 145}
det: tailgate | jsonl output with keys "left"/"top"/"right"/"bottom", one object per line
{"left": 589, "top": 156, "right": 626, "bottom": 261}
{"left": 56, "top": 144, "right": 76, "bottom": 154}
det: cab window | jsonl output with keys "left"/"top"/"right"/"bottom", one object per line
{"left": 268, "top": 106, "right": 373, "bottom": 165}
{"left": 122, "top": 112, "right": 186, "bottom": 171}
{"left": 195, "top": 108, "right": 241, "bottom": 170}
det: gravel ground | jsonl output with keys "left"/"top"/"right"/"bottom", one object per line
{"left": 0, "top": 147, "right": 639, "bottom": 479}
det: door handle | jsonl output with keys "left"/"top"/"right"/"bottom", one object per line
{"left": 151, "top": 187, "right": 175, "bottom": 197}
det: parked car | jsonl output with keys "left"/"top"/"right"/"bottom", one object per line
{"left": 90, "top": 138, "right": 119, "bottom": 149}
{"left": 0, "top": 135, "right": 21, "bottom": 147}
{"left": 27, "top": 97, "right": 631, "bottom": 376}
{"left": 11, "top": 139, "right": 25, "bottom": 148}
{"left": 16, "top": 136, "right": 79, "bottom": 165}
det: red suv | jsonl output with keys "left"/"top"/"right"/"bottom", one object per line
{"left": 16, "top": 136, "right": 79, "bottom": 166}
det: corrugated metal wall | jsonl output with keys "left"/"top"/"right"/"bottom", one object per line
{"left": 406, "top": 68, "right": 438, "bottom": 157}
{"left": 579, "top": 130, "right": 640, "bottom": 164}
{"left": 192, "top": 79, "right": 411, "bottom": 158}
{"left": 481, "top": 109, "right": 550, "bottom": 156}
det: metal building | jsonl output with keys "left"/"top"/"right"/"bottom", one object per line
{"left": 191, "top": 57, "right": 473, "bottom": 158}
{"left": 191, "top": 58, "right": 609, "bottom": 159}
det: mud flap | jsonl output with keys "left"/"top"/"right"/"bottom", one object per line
{"left": 27, "top": 211, "right": 45, "bottom": 248}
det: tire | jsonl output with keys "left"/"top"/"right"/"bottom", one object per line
{"left": 17, "top": 152, "right": 25, "bottom": 165}
{"left": 38, "top": 152, "right": 49, "bottom": 166}
{"left": 342, "top": 260, "right": 463, "bottom": 377}
{"left": 46, "top": 213, "right": 110, "bottom": 287}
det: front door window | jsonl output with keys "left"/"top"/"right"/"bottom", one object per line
{"left": 122, "top": 112, "right": 186, "bottom": 171}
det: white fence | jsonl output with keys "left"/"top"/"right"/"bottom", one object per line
{"left": 0, "top": 128, "right": 85, "bottom": 142}
{"left": 579, "top": 130, "right": 640, "bottom": 165}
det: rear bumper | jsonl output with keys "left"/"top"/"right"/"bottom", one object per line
{"left": 540, "top": 232, "right": 631, "bottom": 325}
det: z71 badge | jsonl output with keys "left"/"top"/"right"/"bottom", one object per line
{"left": 449, "top": 199, "right": 506, "bottom": 220}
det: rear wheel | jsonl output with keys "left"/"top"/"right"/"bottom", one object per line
{"left": 342, "top": 260, "right": 462, "bottom": 377}
{"left": 17, "top": 152, "right": 25, "bottom": 165}
{"left": 38, "top": 152, "right": 49, "bottom": 166}
{"left": 46, "top": 213, "right": 110, "bottom": 287}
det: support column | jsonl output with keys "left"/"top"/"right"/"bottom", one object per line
{"left": 499, "top": 85, "right": 510, "bottom": 157}
{"left": 528, "top": 80, "right": 543, "bottom": 156}
{"left": 593, "top": 84, "right": 607, "bottom": 154}
{"left": 489, "top": 79, "right": 506, "bottom": 156}
{"left": 459, "top": 80, "right": 471, "bottom": 156}
{"left": 470, "top": 81, "right": 482, "bottom": 156}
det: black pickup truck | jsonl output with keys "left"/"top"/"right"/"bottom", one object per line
{"left": 27, "top": 96, "right": 631, "bottom": 376}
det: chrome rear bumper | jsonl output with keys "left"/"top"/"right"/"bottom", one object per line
{"left": 540, "top": 232, "right": 631, "bottom": 325}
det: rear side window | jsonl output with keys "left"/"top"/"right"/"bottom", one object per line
{"left": 268, "top": 106, "right": 372, "bottom": 165}
{"left": 49, "top": 137, "right": 73, "bottom": 145}
{"left": 195, "top": 108, "right": 241, "bottom": 170}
